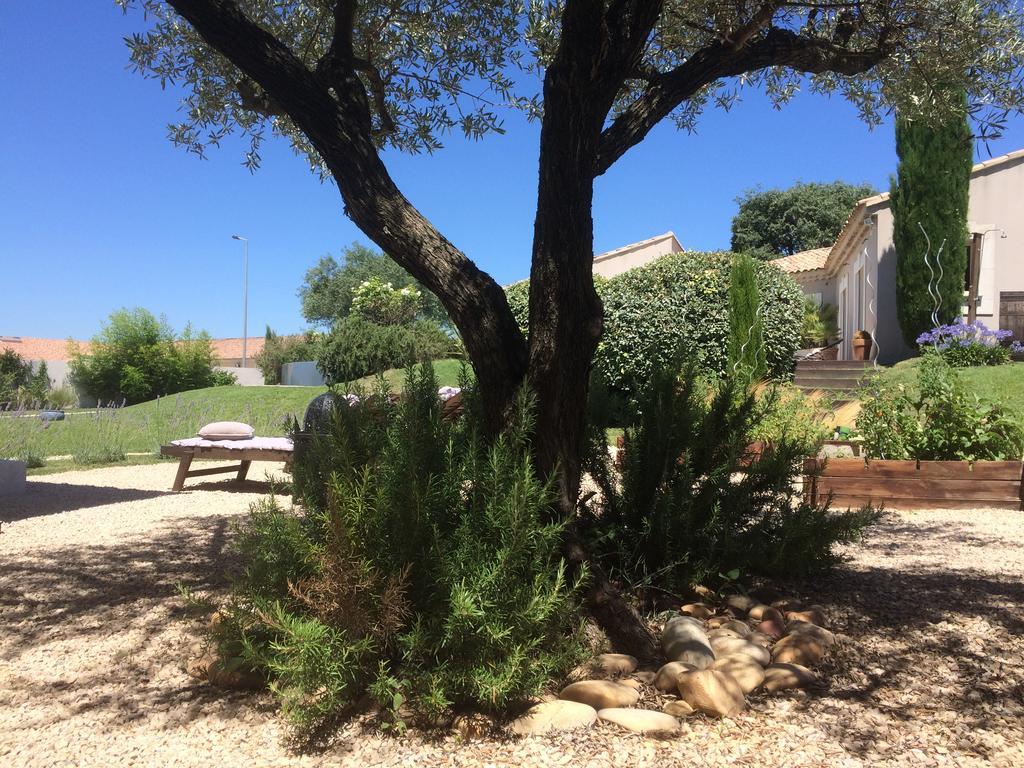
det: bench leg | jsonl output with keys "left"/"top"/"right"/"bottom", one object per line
{"left": 236, "top": 460, "right": 252, "bottom": 481}
{"left": 172, "top": 455, "right": 194, "bottom": 492}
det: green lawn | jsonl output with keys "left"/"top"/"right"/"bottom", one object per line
{"left": 2, "top": 359, "right": 467, "bottom": 468}
{"left": 869, "top": 359, "right": 1024, "bottom": 415}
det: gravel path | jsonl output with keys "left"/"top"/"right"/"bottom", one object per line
{"left": 2, "top": 464, "right": 1023, "bottom": 767}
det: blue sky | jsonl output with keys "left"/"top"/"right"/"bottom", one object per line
{"left": 3, "top": 3, "right": 1024, "bottom": 340}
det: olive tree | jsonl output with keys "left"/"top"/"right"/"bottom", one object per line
{"left": 120, "top": 0, "right": 1024, "bottom": 656}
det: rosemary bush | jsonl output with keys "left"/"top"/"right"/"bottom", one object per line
{"left": 218, "top": 365, "right": 584, "bottom": 729}
{"left": 583, "top": 363, "right": 876, "bottom": 595}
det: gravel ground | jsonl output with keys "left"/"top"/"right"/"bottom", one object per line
{"left": 2, "top": 463, "right": 1023, "bottom": 767}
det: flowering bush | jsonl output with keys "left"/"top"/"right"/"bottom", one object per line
{"left": 916, "top": 319, "right": 1016, "bottom": 367}
{"left": 351, "top": 276, "right": 422, "bottom": 326}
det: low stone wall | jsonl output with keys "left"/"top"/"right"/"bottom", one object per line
{"left": 0, "top": 459, "right": 26, "bottom": 496}
{"left": 281, "top": 361, "right": 325, "bottom": 387}
{"left": 215, "top": 366, "right": 265, "bottom": 386}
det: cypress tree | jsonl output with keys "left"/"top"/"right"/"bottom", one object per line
{"left": 891, "top": 92, "right": 973, "bottom": 346}
{"left": 727, "top": 253, "right": 765, "bottom": 381}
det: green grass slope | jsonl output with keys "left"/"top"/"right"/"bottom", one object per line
{"left": 870, "top": 359, "right": 1024, "bottom": 416}
{"left": 2, "top": 359, "right": 468, "bottom": 466}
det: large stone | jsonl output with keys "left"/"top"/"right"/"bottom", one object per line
{"left": 663, "top": 699, "right": 695, "bottom": 718}
{"left": 721, "top": 619, "right": 751, "bottom": 637}
{"left": 597, "top": 708, "right": 681, "bottom": 734}
{"left": 559, "top": 680, "right": 640, "bottom": 710}
{"left": 509, "top": 700, "right": 598, "bottom": 735}
{"left": 705, "top": 616, "right": 731, "bottom": 629}
{"left": 708, "top": 628, "right": 745, "bottom": 642}
{"left": 772, "top": 634, "right": 826, "bottom": 667}
{"left": 662, "top": 617, "right": 715, "bottom": 669}
{"left": 632, "top": 670, "right": 656, "bottom": 685}
{"left": 747, "top": 631, "right": 774, "bottom": 648}
{"left": 709, "top": 636, "right": 771, "bottom": 667}
{"left": 786, "top": 606, "right": 827, "bottom": 628}
{"left": 757, "top": 618, "right": 787, "bottom": 640}
{"left": 712, "top": 655, "right": 766, "bottom": 694}
{"left": 786, "top": 620, "right": 836, "bottom": 647}
{"left": 763, "top": 663, "right": 818, "bottom": 693}
{"left": 748, "top": 604, "right": 784, "bottom": 624}
{"left": 595, "top": 653, "right": 639, "bottom": 677}
{"left": 680, "top": 603, "right": 714, "bottom": 619}
{"left": 724, "top": 594, "right": 757, "bottom": 617}
{"left": 654, "top": 661, "right": 695, "bottom": 693}
{"left": 677, "top": 670, "right": 746, "bottom": 718}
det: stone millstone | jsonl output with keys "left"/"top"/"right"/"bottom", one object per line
{"left": 597, "top": 708, "right": 681, "bottom": 734}
{"left": 763, "top": 663, "right": 817, "bottom": 693}
{"left": 677, "top": 669, "right": 746, "bottom": 718}
{"left": 709, "top": 636, "right": 771, "bottom": 667}
{"left": 558, "top": 680, "right": 640, "bottom": 710}
{"left": 662, "top": 616, "right": 715, "bottom": 669}
{"left": 654, "top": 661, "right": 695, "bottom": 693}
{"left": 595, "top": 653, "right": 638, "bottom": 677}
{"left": 509, "top": 700, "right": 598, "bottom": 735}
{"left": 712, "top": 655, "right": 766, "bottom": 694}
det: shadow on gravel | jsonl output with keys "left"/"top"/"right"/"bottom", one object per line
{"left": 0, "top": 514, "right": 237, "bottom": 656}
{"left": 2, "top": 482, "right": 169, "bottom": 521}
{"left": 771, "top": 515, "right": 1024, "bottom": 762}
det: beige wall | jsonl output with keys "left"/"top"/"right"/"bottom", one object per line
{"left": 825, "top": 153, "right": 1024, "bottom": 363}
{"left": 966, "top": 155, "right": 1024, "bottom": 323}
{"left": 592, "top": 234, "right": 682, "bottom": 278}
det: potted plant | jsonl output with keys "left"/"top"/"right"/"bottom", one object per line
{"left": 851, "top": 329, "right": 872, "bottom": 361}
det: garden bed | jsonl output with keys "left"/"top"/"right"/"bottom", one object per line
{"left": 804, "top": 458, "right": 1024, "bottom": 510}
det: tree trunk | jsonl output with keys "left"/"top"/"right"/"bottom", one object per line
{"left": 526, "top": 4, "right": 661, "bottom": 661}
{"left": 166, "top": 0, "right": 658, "bottom": 660}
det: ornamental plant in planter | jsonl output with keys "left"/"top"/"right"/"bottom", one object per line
{"left": 815, "top": 354, "right": 1024, "bottom": 510}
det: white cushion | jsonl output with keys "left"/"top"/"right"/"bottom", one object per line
{"left": 198, "top": 421, "right": 255, "bottom": 441}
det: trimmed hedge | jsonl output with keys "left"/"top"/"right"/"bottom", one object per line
{"left": 506, "top": 251, "right": 803, "bottom": 395}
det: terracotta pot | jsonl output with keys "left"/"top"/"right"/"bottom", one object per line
{"left": 851, "top": 333, "right": 872, "bottom": 361}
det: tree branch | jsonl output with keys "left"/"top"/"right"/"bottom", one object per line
{"left": 166, "top": 0, "right": 528, "bottom": 426}
{"left": 595, "top": 26, "right": 893, "bottom": 176}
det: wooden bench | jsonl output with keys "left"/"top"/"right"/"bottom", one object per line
{"left": 160, "top": 439, "right": 293, "bottom": 491}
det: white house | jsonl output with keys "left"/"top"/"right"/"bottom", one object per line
{"left": 772, "top": 149, "right": 1024, "bottom": 364}
{"left": 592, "top": 231, "right": 683, "bottom": 278}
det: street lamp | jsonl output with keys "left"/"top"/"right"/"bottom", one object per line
{"left": 231, "top": 234, "right": 249, "bottom": 368}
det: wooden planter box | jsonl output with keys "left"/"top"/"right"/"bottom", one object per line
{"left": 804, "top": 458, "right": 1024, "bottom": 510}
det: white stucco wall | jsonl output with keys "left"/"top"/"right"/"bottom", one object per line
{"left": 592, "top": 233, "right": 683, "bottom": 278}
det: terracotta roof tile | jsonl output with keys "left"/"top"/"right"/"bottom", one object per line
{"left": 769, "top": 247, "right": 830, "bottom": 274}
{"left": 0, "top": 337, "right": 89, "bottom": 361}
{"left": 0, "top": 336, "right": 265, "bottom": 362}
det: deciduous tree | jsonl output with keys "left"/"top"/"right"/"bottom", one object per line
{"left": 731, "top": 181, "right": 877, "bottom": 260}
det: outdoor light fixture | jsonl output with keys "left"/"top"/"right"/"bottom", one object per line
{"left": 231, "top": 234, "right": 249, "bottom": 368}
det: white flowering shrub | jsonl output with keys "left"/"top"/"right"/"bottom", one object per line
{"left": 351, "top": 277, "right": 423, "bottom": 326}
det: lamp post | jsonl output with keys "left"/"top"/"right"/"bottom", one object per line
{"left": 231, "top": 234, "right": 249, "bottom": 367}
